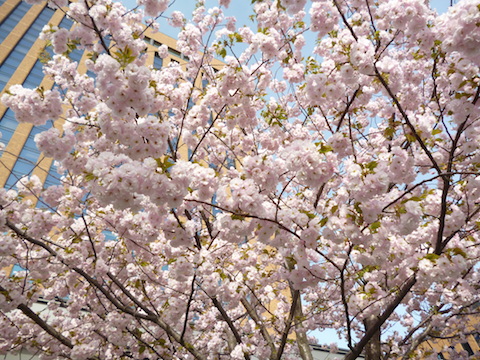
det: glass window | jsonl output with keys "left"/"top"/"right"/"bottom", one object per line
{"left": 462, "top": 342, "right": 474, "bottom": 356}
{"left": 0, "top": 6, "right": 55, "bottom": 92}
{"left": 4, "top": 124, "right": 50, "bottom": 189}
{"left": 69, "top": 48, "right": 83, "bottom": 62}
{"left": 168, "top": 47, "right": 181, "bottom": 58}
{"left": 5, "top": 158, "right": 36, "bottom": 188}
{"left": 0, "top": 109, "right": 19, "bottom": 150}
{"left": 44, "top": 162, "right": 61, "bottom": 188}
{"left": 22, "top": 59, "right": 44, "bottom": 89}
{"left": 202, "top": 78, "right": 209, "bottom": 89}
{"left": 153, "top": 53, "right": 163, "bottom": 69}
{"left": 211, "top": 193, "right": 220, "bottom": 215}
{"left": 0, "top": 2, "right": 32, "bottom": 43}
{"left": 58, "top": 16, "right": 73, "bottom": 30}
{"left": 225, "top": 156, "right": 235, "bottom": 169}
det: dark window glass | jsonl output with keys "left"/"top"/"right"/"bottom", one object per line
{"left": 58, "top": 16, "right": 73, "bottom": 30}
{"left": 211, "top": 193, "right": 220, "bottom": 215}
{"left": 44, "top": 162, "right": 61, "bottom": 188}
{"left": 5, "top": 158, "right": 35, "bottom": 188}
{"left": 226, "top": 156, "right": 235, "bottom": 169}
{"left": 462, "top": 342, "right": 474, "bottom": 356}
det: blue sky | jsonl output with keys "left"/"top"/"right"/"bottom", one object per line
{"left": 122, "top": 0, "right": 453, "bottom": 40}
{"left": 118, "top": 0, "right": 456, "bottom": 350}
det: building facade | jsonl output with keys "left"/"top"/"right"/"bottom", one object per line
{"left": 418, "top": 313, "right": 480, "bottom": 359}
{"left": 0, "top": 0, "right": 195, "bottom": 191}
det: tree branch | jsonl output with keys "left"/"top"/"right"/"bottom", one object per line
{"left": 0, "top": 285, "right": 73, "bottom": 349}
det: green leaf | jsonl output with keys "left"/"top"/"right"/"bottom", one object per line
{"left": 72, "top": 237, "right": 82, "bottom": 244}
{"left": 299, "top": 210, "right": 316, "bottom": 219}
{"left": 157, "top": 339, "right": 166, "bottom": 347}
{"left": 384, "top": 127, "right": 395, "bottom": 139}
{"left": 369, "top": 221, "right": 381, "bottom": 233}
{"left": 218, "top": 48, "right": 227, "bottom": 58}
{"left": 318, "top": 143, "right": 333, "bottom": 154}
{"left": 155, "top": 157, "right": 175, "bottom": 173}
{"left": 424, "top": 253, "right": 439, "bottom": 262}
{"left": 84, "top": 172, "right": 97, "bottom": 182}
{"left": 450, "top": 247, "right": 467, "bottom": 258}
{"left": 113, "top": 46, "right": 136, "bottom": 67}
{"left": 354, "top": 202, "right": 363, "bottom": 214}
{"left": 231, "top": 214, "right": 246, "bottom": 221}
{"left": 405, "top": 133, "right": 416, "bottom": 143}
{"left": 365, "top": 161, "right": 378, "bottom": 171}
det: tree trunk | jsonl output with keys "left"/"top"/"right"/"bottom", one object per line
{"left": 364, "top": 315, "right": 381, "bottom": 360}
{"left": 293, "top": 299, "right": 313, "bottom": 360}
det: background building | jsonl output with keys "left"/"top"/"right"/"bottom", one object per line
{"left": 0, "top": 0, "right": 201, "bottom": 289}
{"left": 0, "top": 0, "right": 195, "bottom": 191}
{"left": 418, "top": 313, "right": 480, "bottom": 359}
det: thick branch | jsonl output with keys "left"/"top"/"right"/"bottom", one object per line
{"left": 5, "top": 221, "right": 206, "bottom": 360}
{"left": 241, "top": 298, "right": 278, "bottom": 360}
{"left": 181, "top": 274, "right": 197, "bottom": 342}
{"left": 0, "top": 285, "right": 73, "bottom": 349}
{"left": 344, "top": 275, "right": 417, "bottom": 360}
{"left": 210, "top": 297, "right": 251, "bottom": 360}
{"left": 276, "top": 289, "right": 301, "bottom": 360}
{"left": 292, "top": 295, "right": 313, "bottom": 360}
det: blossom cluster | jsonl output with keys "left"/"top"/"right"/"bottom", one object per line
{"left": 1, "top": 0, "right": 480, "bottom": 359}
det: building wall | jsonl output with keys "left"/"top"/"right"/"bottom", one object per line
{"left": 418, "top": 314, "right": 480, "bottom": 359}
{"left": 0, "top": 0, "right": 215, "bottom": 190}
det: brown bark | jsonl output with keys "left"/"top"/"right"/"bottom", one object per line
{"left": 363, "top": 315, "right": 381, "bottom": 360}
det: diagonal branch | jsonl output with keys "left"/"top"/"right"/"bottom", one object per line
{"left": 374, "top": 66, "right": 442, "bottom": 175}
{"left": 276, "top": 288, "right": 301, "bottom": 360}
{"left": 0, "top": 285, "right": 73, "bottom": 349}
{"left": 241, "top": 297, "right": 278, "bottom": 360}
{"left": 210, "top": 296, "right": 251, "bottom": 360}
{"left": 5, "top": 220, "right": 207, "bottom": 360}
{"left": 344, "top": 275, "right": 417, "bottom": 360}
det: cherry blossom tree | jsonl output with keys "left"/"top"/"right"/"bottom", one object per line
{"left": 1, "top": 0, "right": 480, "bottom": 359}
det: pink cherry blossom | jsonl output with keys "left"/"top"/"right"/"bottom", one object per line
{"left": 1, "top": 1, "right": 480, "bottom": 359}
